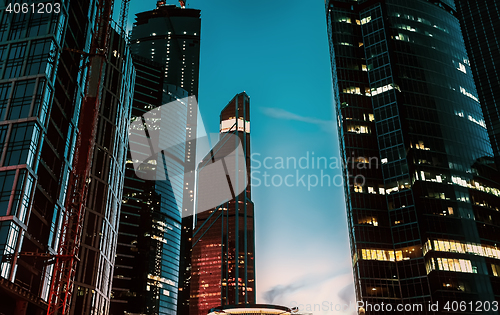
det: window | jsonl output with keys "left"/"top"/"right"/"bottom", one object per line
{"left": 4, "top": 43, "right": 27, "bottom": 79}
{"left": 10, "top": 170, "right": 34, "bottom": 222}
{"left": 0, "top": 14, "right": 10, "bottom": 42}
{"left": 435, "top": 258, "right": 473, "bottom": 273}
{"left": 8, "top": 13, "right": 28, "bottom": 41}
{"left": 0, "top": 83, "right": 11, "bottom": 120}
{"left": 27, "top": 14, "right": 51, "bottom": 37}
{"left": 0, "top": 171, "right": 16, "bottom": 215}
{"left": 342, "top": 86, "right": 362, "bottom": 95}
{"left": 412, "top": 140, "right": 430, "bottom": 150}
{"left": 354, "top": 184, "right": 363, "bottom": 193}
{"left": 492, "top": 264, "right": 500, "bottom": 277}
{"left": 0, "top": 45, "right": 6, "bottom": 75}
{"left": 26, "top": 39, "right": 55, "bottom": 77}
{"left": 347, "top": 124, "right": 370, "bottom": 134}
{"left": 33, "top": 78, "right": 50, "bottom": 123}
{"left": 460, "top": 86, "right": 479, "bottom": 102}
{"left": 0, "top": 125, "right": 7, "bottom": 157}
{"left": 4, "top": 122, "right": 40, "bottom": 167}
{"left": 359, "top": 216, "right": 378, "bottom": 226}
{"left": 0, "top": 222, "right": 20, "bottom": 278}
{"left": 427, "top": 239, "right": 500, "bottom": 260}
{"left": 360, "top": 16, "right": 372, "bottom": 25}
{"left": 360, "top": 248, "right": 401, "bottom": 262}
{"left": 8, "top": 80, "right": 36, "bottom": 120}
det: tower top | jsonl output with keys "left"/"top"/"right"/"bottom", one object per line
{"left": 156, "top": 0, "right": 186, "bottom": 8}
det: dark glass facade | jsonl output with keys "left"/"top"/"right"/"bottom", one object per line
{"left": 456, "top": 0, "right": 500, "bottom": 168}
{"left": 0, "top": 0, "right": 88, "bottom": 313}
{"left": 130, "top": 3, "right": 200, "bottom": 221}
{"left": 327, "top": 0, "right": 500, "bottom": 313}
{"left": 110, "top": 54, "right": 188, "bottom": 315}
{"left": 456, "top": 0, "right": 500, "bottom": 302}
{"left": 0, "top": 1, "right": 132, "bottom": 314}
{"left": 70, "top": 25, "right": 134, "bottom": 315}
{"left": 111, "top": 4, "right": 201, "bottom": 315}
{"left": 190, "top": 92, "right": 255, "bottom": 315}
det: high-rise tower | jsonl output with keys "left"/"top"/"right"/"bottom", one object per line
{"left": 130, "top": 2, "right": 201, "bottom": 220}
{"left": 110, "top": 3, "right": 201, "bottom": 314}
{"left": 70, "top": 25, "right": 134, "bottom": 315}
{"left": 190, "top": 92, "right": 255, "bottom": 315}
{"left": 326, "top": 0, "right": 500, "bottom": 313}
{"left": 456, "top": 0, "right": 500, "bottom": 170}
{"left": 0, "top": 1, "right": 133, "bottom": 314}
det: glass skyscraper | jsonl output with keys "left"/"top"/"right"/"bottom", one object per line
{"left": 326, "top": 0, "right": 500, "bottom": 313}
{"left": 110, "top": 55, "right": 187, "bottom": 315}
{"left": 110, "top": 3, "right": 200, "bottom": 315}
{"left": 190, "top": 92, "right": 255, "bottom": 315}
{"left": 70, "top": 25, "right": 134, "bottom": 315}
{"left": 456, "top": 0, "right": 500, "bottom": 301}
{"left": 130, "top": 2, "right": 201, "bottom": 220}
{"left": 0, "top": 1, "right": 133, "bottom": 314}
{"left": 456, "top": 0, "right": 500, "bottom": 169}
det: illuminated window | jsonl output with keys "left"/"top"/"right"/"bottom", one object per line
{"left": 412, "top": 140, "right": 430, "bottom": 151}
{"left": 457, "top": 62, "right": 466, "bottom": 73}
{"left": 435, "top": 257, "right": 473, "bottom": 273}
{"left": 347, "top": 125, "right": 370, "bottom": 134}
{"left": 359, "top": 248, "right": 402, "bottom": 262}
{"left": 425, "top": 239, "right": 500, "bottom": 260}
{"left": 342, "top": 86, "right": 362, "bottom": 95}
{"left": 460, "top": 86, "right": 479, "bottom": 102}
{"left": 492, "top": 264, "right": 500, "bottom": 277}
{"left": 354, "top": 185, "right": 363, "bottom": 193}
{"left": 220, "top": 118, "right": 250, "bottom": 133}
{"left": 360, "top": 16, "right": 372, "bottom": 25}
{"left": 358, "top": 217, "right": 378, "bottom": 226}
{"left": 369, "top": 83, "right": 400, "bottom": 96}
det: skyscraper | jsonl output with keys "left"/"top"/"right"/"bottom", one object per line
{"left": 0, "top": 1, "right": 133, "bottom": 314}
{"left": 110, "top": 55, "right": 188, "bottom": 315}
{"left": 70, "top": 24, "right": 134, "bottom": 315}
{"left": 190, "top": 92, "right": 255, "bottom": 315}
{"left": 110, "top": 3, "right": 201, "bottom": 314}
{"left": 130, "top": 2, "right": 201, "bottom": 219}
{"left": 455, "top": 1, "right": 500, "bottom": 169}
{"left": 326, "top": 0, "right": 500, "bottom": 312}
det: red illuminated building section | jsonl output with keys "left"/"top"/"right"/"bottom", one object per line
{"left": 190, "top": 92, "right": 255, "bottom": 315}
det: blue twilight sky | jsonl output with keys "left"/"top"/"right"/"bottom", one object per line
{"left": 117, "top": 1, "right": 355, "bottom": 313}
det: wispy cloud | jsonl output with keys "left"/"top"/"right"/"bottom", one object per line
{"left": 262, "top": 283, "right": 305, "bottom": 305}
{"left": 260, "top": 271, "right": 356, "bottom": 315}
{"left": 337, "top": 282, "right": 355, "bottom": 306}
{"left": 260, "top": 107, "right": 335, "bottom": 132}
